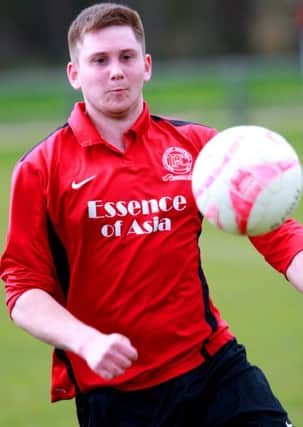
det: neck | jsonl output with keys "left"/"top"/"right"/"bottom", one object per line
{"left": 86, "top": 101, "right": 143, "bottom": 152}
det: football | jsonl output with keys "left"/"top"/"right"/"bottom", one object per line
{"left": 192, "top": 125, "right": 303, "bottom": 236}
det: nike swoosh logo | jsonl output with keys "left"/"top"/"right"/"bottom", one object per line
{"left": 72, "top": 175, "right": 96, "bottom": 190}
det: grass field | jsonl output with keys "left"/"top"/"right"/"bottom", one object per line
{"left": 0, "top": 62, "right": 302, "bottom": 426}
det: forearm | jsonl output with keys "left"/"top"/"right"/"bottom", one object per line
{"left": 11, "top": 288, "right": 138, "bottom": 380}
{"left": 286, "top": 251, "right": 303, "bottom": 293}
{"left": 11, "top": 288, "right": 98, "bottom": 356}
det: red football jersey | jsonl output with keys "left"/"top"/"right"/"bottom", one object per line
{"left": 1, "top": 102, "right": 303, "bottom": 402}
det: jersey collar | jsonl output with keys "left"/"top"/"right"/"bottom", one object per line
{"left": 68, "top": 101, "right": 151, "bottom": 148}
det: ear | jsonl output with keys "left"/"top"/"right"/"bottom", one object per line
{"left": 66, "top": 61, "right": 81, "bottom": 91}
{"left": 144, "top": 54, "right": 152, "bottom": 83}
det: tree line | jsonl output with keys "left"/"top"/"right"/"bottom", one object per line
{"left": 0, "top": 0, "right": 300, "bottom": 68}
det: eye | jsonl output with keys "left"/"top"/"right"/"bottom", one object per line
{"left": 121, "top": 52, "right": 135, "bottom": 61}
{"left": 93, "top": 56, "right": 107, "bottom": 64}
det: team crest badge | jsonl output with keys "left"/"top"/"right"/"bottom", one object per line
{"left": 162, "top": 147, "right": 193, "bottom": 181}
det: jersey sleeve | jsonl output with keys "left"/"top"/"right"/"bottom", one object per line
{"left": 0, "top": 156, "right": 64, "bottom": 315}
{"left": 249, "top": 218, "right": 303, "bottom": 276}
{"left": 190, "top": 124, "right": 218, "bottom": 152}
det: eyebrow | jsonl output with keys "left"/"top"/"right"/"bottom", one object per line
{"left": 90, "top": 48, "right": 138, "bottom": 55}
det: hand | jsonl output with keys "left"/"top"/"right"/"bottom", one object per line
{"left": 80, "top": 331, "right": 138, "bottom": 380}
{"left": 9, "top": 289, "right": 138, "bottom": 381}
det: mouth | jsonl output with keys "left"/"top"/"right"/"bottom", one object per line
{"left": 109, "top": 88, "right": 128, "bottom": 94}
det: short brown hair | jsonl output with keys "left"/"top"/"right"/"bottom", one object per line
{"left": 68, "top": 3, "right": 146, "bottom": 62}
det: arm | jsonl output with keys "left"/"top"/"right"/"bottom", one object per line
{"left": 11, "top": 288, "right": 138, "bottom": 380}
{"left": 1, "top": 155, "right": 137, "bottom": 381}
{"left": 250, "top": 218, "right": 303, "bottom": 293}
{"left": 285, "top": 250, "right": 303, "bottom": 293}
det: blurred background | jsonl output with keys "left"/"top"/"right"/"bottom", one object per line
{"left": 1, "top": 0, "right": 302, "bottom": 65}
{"left": 0, "top": 0, "right": 303, "bottom": 426}
{"left": 0, "top": 0, "right": 303, "bottom": 132}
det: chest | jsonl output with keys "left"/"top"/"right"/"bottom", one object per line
{"left": 47, "top": 137, "right": 200, "bottom": 241}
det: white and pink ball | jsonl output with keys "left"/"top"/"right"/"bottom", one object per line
{"left": 192, "top": 125, "right": 303, "bottom": 236}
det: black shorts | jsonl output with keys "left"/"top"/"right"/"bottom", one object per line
{"left": 75, "top": 340, "right": 293, "bottom": 427}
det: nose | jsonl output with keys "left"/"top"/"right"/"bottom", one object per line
{"left": 109, "top": 60, "right": 124, "bottom": 80}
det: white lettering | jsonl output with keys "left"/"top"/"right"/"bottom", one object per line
{"left": 142, "top": 219, "right": 154, "bottom": 233}
{"left": 115, "top": 201, "right": 128, "bottom": 217}
{"left": 88, "top": 195, "right": 188, "bottom": 219}
{"left": 127, "top": 200, "right": 142, "bottom": 216}
{"left": 103, "top": 201, "right": 116, "bottom": 218}
{"left": 141, "top": 199, "right": 161, "bottom": 214}
{"left": 158, "top": 217, "right": 171, "bottom": 231}
{"left": 173, "top": 195, "right": 187, "bottom": 211}
{"left": 101, "top": 220, "right": 123, "bottom": 237}
{"left": 127, "top": 217, "right": 172, "bottom": 235}
{"left": 101, "top": 223, "right": 116, "bottom": 238}
{"left": 127, "top": 219, "right": 145, "bottom": 235}
{"left": 88, "top": 200, "right": 104, "bottom": 218}
{"left": 158, "top": 196, "right": 173, "bottom": 212}
{"left": 88, "top": 195, "right": 187, "bottom": 238}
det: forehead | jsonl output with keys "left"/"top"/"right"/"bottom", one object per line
{"left": 79, "top": 25, "right": 142, "bottom": 55}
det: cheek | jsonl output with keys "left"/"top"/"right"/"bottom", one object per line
{"left": 80, "top": 70, "right": 103, "bottom": 87}
{"left": 131, "top": 69, "right": 147, "bottom": 86}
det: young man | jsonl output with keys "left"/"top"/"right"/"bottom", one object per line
{"left": 1, "top": 3, "right": 303, "bottom": 426}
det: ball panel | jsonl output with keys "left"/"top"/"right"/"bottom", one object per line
{"left": 247, "top": 166, "right": 303, "bottom": 235}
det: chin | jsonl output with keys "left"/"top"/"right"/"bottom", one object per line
{"left": 108, "top": 109, "right": 129, "bottom": 119}
{"left": 108, "top": 103, "right": 134, "bottom": 118}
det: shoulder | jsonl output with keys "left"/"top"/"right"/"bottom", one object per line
{"left": 11, "top": 123, "right": 72, "bottom": 188}
{"left": 20, "top": 123, "right": 70, "bottom": 164}
{"left": 150, "top": 114, "right": 217, "bottom": 148}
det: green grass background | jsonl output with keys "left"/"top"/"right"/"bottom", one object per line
{"left": 0, "top": 63, "right": 302, "bottom": 426}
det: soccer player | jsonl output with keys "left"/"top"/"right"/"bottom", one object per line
{"left": 1, "top": 3, "right": 303, "bottom": 426}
